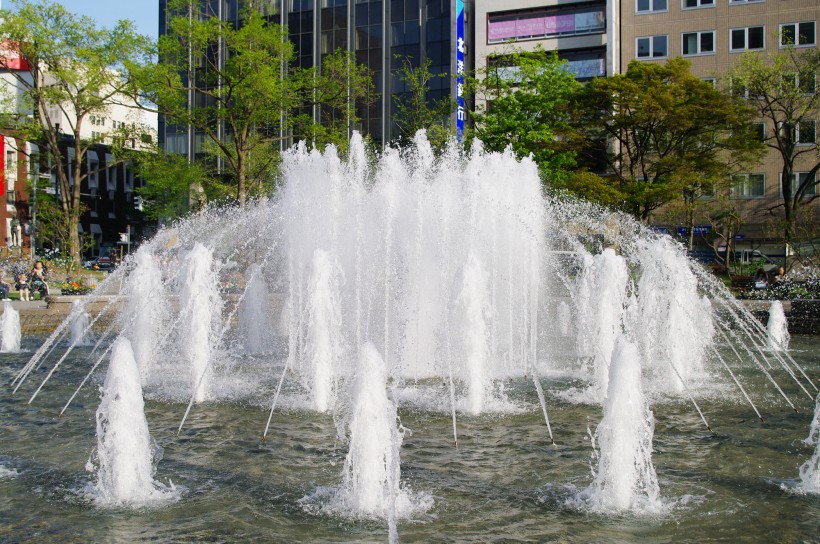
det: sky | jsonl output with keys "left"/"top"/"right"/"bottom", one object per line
{"left": 2, "top": 1, "right": 159, "bottom": 39}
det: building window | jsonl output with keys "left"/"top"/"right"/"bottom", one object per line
{"left": 782, "top": 72, "right": 816, "bottom": 95}
{"left": 683, "top": 31, "right": 715, "bottom": 55}
{"left": 780, "top": 172, "right": 817, "bottom": 197}
{"left": 637, "top": 35, "right": 668, "bottom": 59}
{"left": 702, "top": 77, "right": 716, "bottom": 87}
{"left": 730, "top": 26, "right": 764, "bottom": 52}
{"left": 752, "top": 122, "right": 766, "bottom": 141}
{"left": 636, "top": 0, "right": 667, "bottom": 13}
{"left": 781, "top": 22, "right": 816, "bottom": 47}
{"left": 683, "top": 0, "right": 714, "bottom": 9}
{"left": 797, "top": 120, "right": 816, "bottom": 144}
{"left": 731, "top": 173, "right": 765, "bottom": 198}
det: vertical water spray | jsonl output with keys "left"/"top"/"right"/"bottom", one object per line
{"left": 574, "top": 248, "right": 629, "bottom": 402}
{"left": 69, "top": 300, "right": 93, "bottom": 346}
{"left": 767, "top": 300, "right": 790, "bottom": 351}
{"left": 238, "top": 263, "right": 273, "bottom": 354}
{"left": 122, "top": 246, "right": 166, "bottom": 385}
{"left": 557, "top": 300, "right": 572, "bottom": 337}
{"left": 86, "top": 337, "right": 172, "bottom": 506}
{"left": 634, "top": 237, "right": 713, "bottom": 394}
{"left": 798, "top": 394, "right": 820, "bottom": 493}
{"left": 455, "top": 251, "right": 490, "bottom": 415}
{"left": 179, "top": 243, "right": 221, "bottom": 403}
{"left": 584, "top": 335, "right": 662, "bottom": 513}
{"left": 337, "top": 342, "right": 402, "bottom": 517}
{"left": 304, "top": 249, "right": 344, "bottom": 412}
{"left": 0, "top": 301, "right": 21, "bottom": 353}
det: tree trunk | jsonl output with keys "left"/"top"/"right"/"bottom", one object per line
{"left": 237, "top": 151, "right": 246, "bottom": 207}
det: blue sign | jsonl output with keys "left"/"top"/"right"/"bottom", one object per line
{"left": 456, "top": 0, "right": 465, "bottom": 141}
{"left": 734, "top": 234, "right": 745, "bottom": 241}
{"left": 693, "top": 225, "right": 711, "bottom": 236}
{"left": 677, "top": 227, "right": 688, "bottom": 237}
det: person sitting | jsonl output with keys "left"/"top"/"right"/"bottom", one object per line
{"left": 753, "top": 267, "right": 768, "bottom": 290}
{"left": 16, "top": 273, "right": 30, "bottom": 301}
{"left": 774, "top": 266, "right": 788, "bottom": 284}
{"left": 30, "top": 260, "right": 49, "bottom": 299}
{"left": 0, "top": 270, "right": 11, "bottom": 300}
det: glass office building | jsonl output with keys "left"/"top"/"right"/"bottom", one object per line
{"left": 158, "top": 0, "right": 464, "bottom": 157}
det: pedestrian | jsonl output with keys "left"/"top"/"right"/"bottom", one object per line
{"left": 30, "top": 260, "right": 49, "bottom": 299}
{"left": 0, "top": 270, "right": 11, "bottom": 300}
{"left": 16, "top": 272, "right": 29, "bottom": 301}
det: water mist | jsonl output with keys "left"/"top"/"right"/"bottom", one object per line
{"left": 0, "top": 301, "right": 21, "bottom": 352}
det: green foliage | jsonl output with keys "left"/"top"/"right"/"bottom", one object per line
{"left": 132, "top": 150, "right": 212, "bottom": 221}
{"left": 291, "top": 48, "right": 377, "bottom": 153}
{"left": 573, "top": 58, "right": 764, "bottom": 222}
{"left": 144, "top": 2, "right": 295, "bottom": 207}
{"left": 0, "top": 0, "right": 153, "bottom": 267}
{"left": 561, "top": 171, "right": 628, "bottom": 209}
{"left": 467, "top": 48, "right": 581, "bottom": 183}
{"left": 728, "top": 46, "right": 820, "bottom": 246}
{"left": 392, "top": 56, "right": 454, "bottom": 151}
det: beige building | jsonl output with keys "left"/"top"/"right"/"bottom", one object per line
{"left": 621, "top": 0, "right": 820, "bottom": 260}
{"left": 472, "top": 0, "right": 818, "bottom": 262}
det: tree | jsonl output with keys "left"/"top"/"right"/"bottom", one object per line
{"left": 147, "top": 5, "right": 376, "bottom": 202}
{"left": 392, "top": 56, "right": 453, "bottom": 150}
{"left": 573, "top": 58, "right": 764, "bottom": 225}
{"left": 131, "top": 150, "right": 214, "bottom": 222}
{"left": 291, "top": 49, "right": 377, "bottom": 153}
{"left": 0, "top": 0, "right": 153, "bottom": 267}
{"left": 467, "top": 48, "right": 580, "bottom": 182}
{"left": 729, "top": 46, "right": 820, "bottom": 253}
{"left": 144, "top": 2, "right": 296, "bottom": 208}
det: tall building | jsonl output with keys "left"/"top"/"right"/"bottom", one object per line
{"left": 158, "top": 0, "right": 469, "bottom": 154}
{"left": 620, "top": 0, "right": 820, "bottom": 259}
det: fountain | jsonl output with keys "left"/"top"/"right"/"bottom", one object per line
{"left": 767, "top": 300, "right": 790, "bottom": 351}
{"left": 68, "top": 300, "right": 93, "bottom": 346}
{"left": 798, "top": 394, "right": 820, "bottom": 493}
{"left": 237, "top": 263, "right": 274, "bottom": 354}
{"left": 574, "top": 247, "right": 629, "bottom": 402}
{"left": 303, "top": 249, "right": 344, "bottom": 413}
{"left": 1, "top": 132, "right": 818, "bottom": 541}
{"left": 0, "top": 300, "right": 21, "bottom": 353}
{"left": 580, "top": 335, "right": 662, "bottom": 513}
{"left": 85, "top": 337, "right": 177, "bottom": 506}
{"left": 178, "top": 242, "right": 221, "bottom": 403}
{"left": 121, "top": 246, "right": 167, "bottom": 384}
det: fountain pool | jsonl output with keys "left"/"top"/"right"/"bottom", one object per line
{"left": 0, "top": 338, "right": 818, "bottom": 541}
{"left": 1, "top": 133, "right": 818, "bottom": 541}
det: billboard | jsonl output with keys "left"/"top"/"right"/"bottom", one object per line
{"left": 0, "top": 41, "right": 32, "bottom": 71}
{"left": 456, "top": 0, "right": 465, "bottom": 141}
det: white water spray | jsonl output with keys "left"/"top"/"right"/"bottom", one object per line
{"left": 179, "top": 243, "right": 221, "bottom": 403}
{"left": 767, "top": 300, "right": 790, "bottom": 351}
{"left": 304, "top": 249, "right": 344, "bottom": 412}
{"left": 336, "top": 342, "right": 402, "bottom": 516}
{"left": 634, "top": 238, "right": 713, "bottom": 393}
{"left": 238, "top": 263, "right": 273, "bottom": 354}
{"left": 69, "top": 300, "right": 93, "bottom": 346}
{"left": 86, "top": 337, "right": 176, "bottom": 506}
{"left": 798, "top": 394, "right": 820, "bottom": 493}
{"left": 0, "top": 301, "right": 21, "bottom": 352}
{"left": 122, "top": 246, "right": 166, "bottom": 385}
{"left": 575, "top": 248, "right": 629, "bottom": 402}
{"left": 584, "top": 335, "right": 662, "bottom": 513}
{"left": 455, "top": 251, "right": 490, "bottom": 415}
